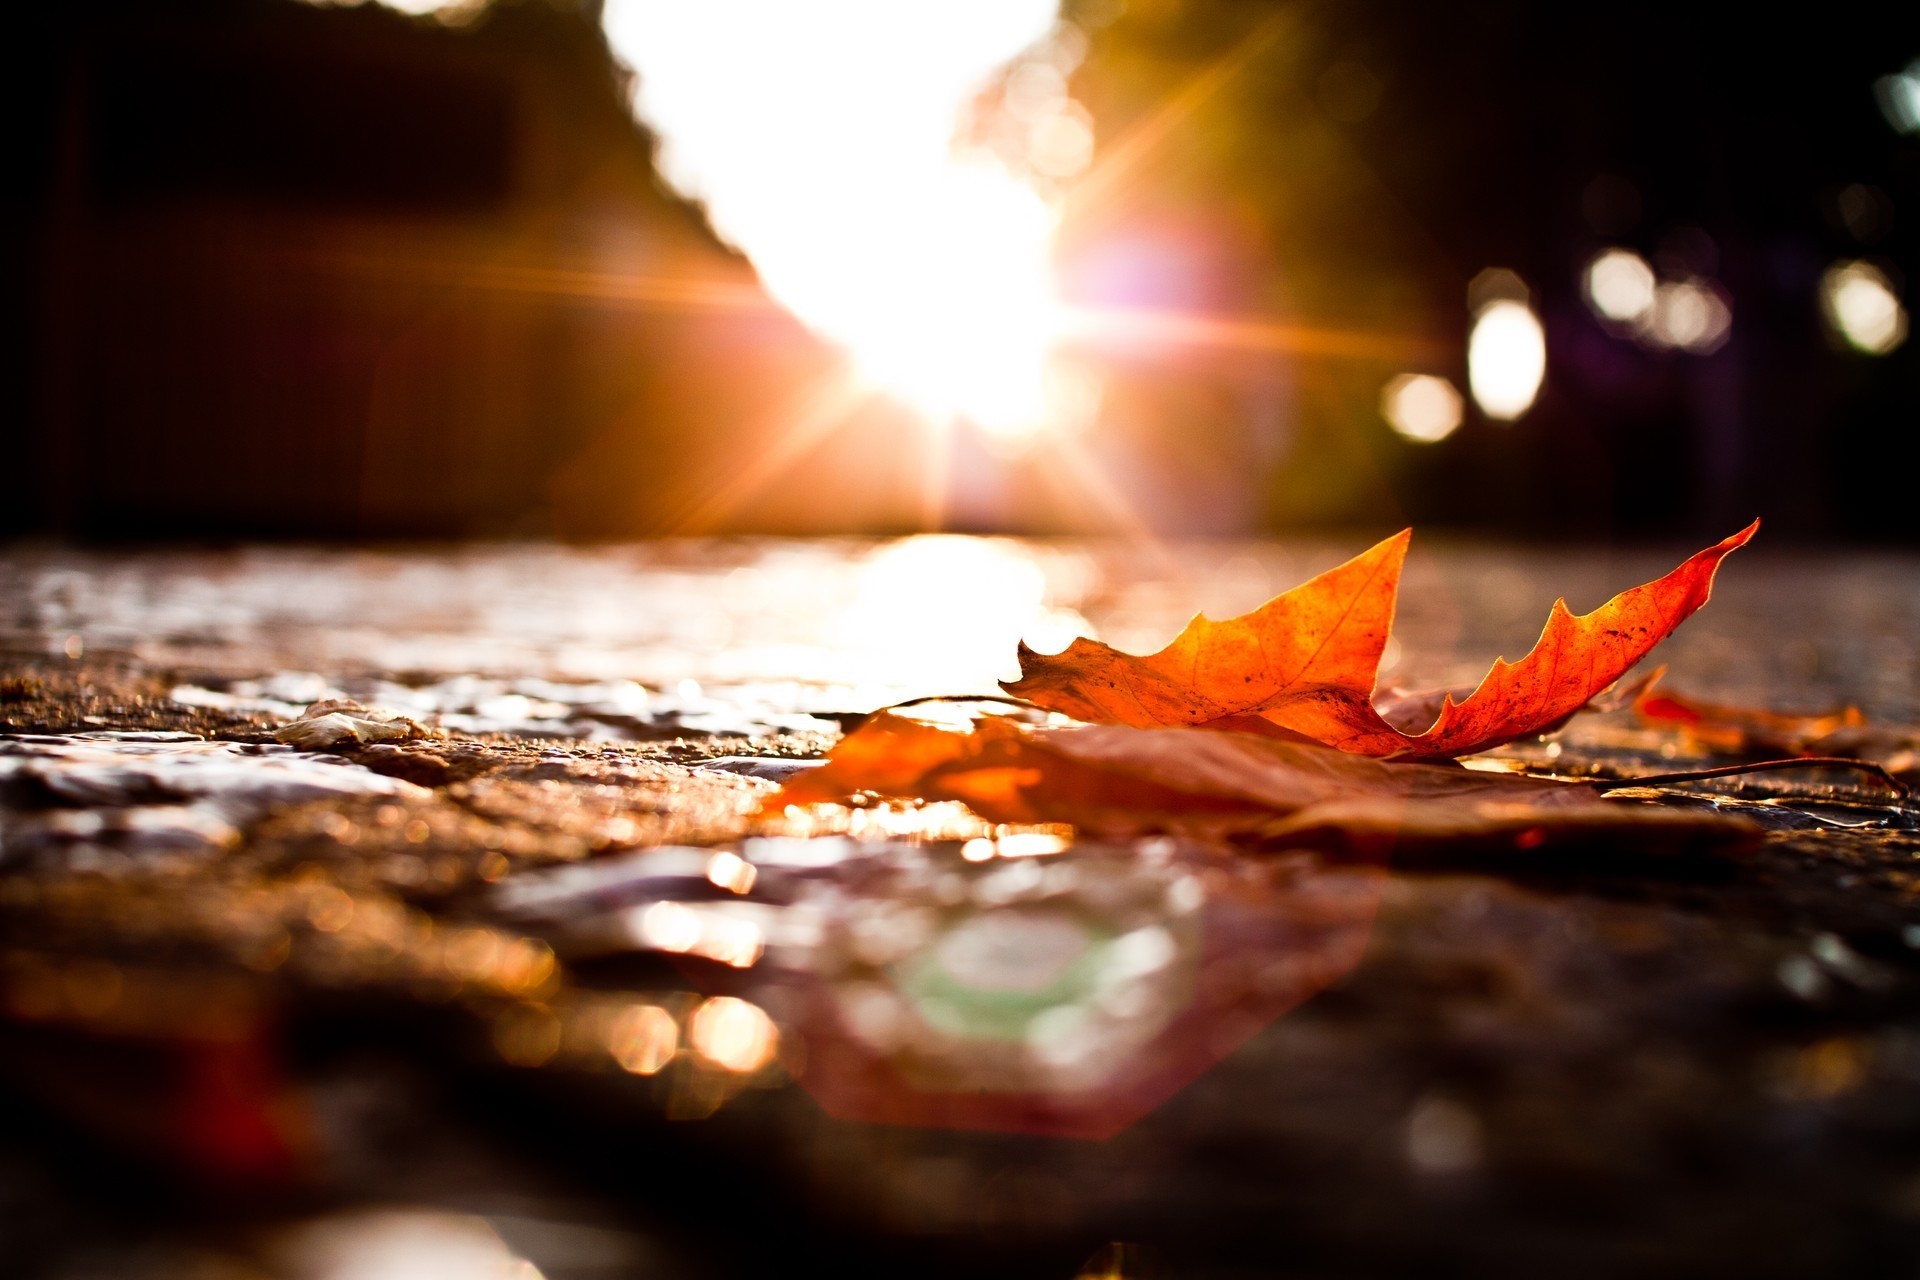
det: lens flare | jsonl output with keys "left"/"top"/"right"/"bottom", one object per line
{"left": 603, "top": 1, "right": 1078, "bottom": 436}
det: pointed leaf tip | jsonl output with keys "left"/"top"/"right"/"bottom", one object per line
{"left": 1005, "top": 530, "right": 1412, "bottom": 729}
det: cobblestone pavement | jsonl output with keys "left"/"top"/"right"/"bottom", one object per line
{"left": 3, "top": 536, "right": 1920, "bottom": 1280}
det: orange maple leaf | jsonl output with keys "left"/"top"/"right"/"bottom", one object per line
{"left": 1005, "top": 521, "right": 1759, "bottom": 759}
{"left": 769, "top": 704, "right": 1755, "bottom": 856}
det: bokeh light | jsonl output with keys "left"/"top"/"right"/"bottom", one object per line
{"left": 689, "top": 996, "right": 780, "bottom": 1073}
{"left": 1466, "top": 296, "right": 1546, "bottom": 422}
{"left": 1820, "top": 260, "right": 1909, "bottom": 354}
{"left": 1379, "top": 373, "right": 1464, "bottom": 443}
{"left": 268, "top": 1209, "right": 546, "bottom": 1280}
{"left": 638, "top": 901, "right": 702, "bottom": 954}
{"left": 705, "top": 850, "right": 758, "bottom": 895}
{"left": 609, "top": 1003, "right": 680, "bottom": 1075}
{"left": 1837, "top": 183, "right": 1894, "bottom": 243}
{"left": 1584, "top": 249, "right": 1657, "bottom": 325}
{"left": 635, "top": 901, "right": 764, "bottom": 968}
{"left": 1646, "top": 280, "right": 1733, "bottom": 354}
{"left": 1876, "top": 59, "right": 1920, "bottom": 134}
{"left": 601, "top": 1, "right": 1080, "bottom": 436}
{"left": 1585, "top": 249, "right": 1733, "bottom": 355}
{"left": 1028, "top": 105, "right": 1097, "bottom": 178}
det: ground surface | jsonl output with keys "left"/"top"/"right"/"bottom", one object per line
{"left": 3, "top": 536, "right": 1920, "bottom": 1279}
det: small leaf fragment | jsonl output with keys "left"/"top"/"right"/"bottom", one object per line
{"left": 1634, "top": 683, "right": 1866, "bottom": 756}
{"left": 1633, "top": 680, "right": 1919, "bottom": 779}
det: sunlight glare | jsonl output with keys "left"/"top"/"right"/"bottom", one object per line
{"left": 602, "top": 1, "right": 1079, "bottom": 436}
{"left": 1029, "top": 105, "right": 1097, "bottom": 179}
{"left": 832, "top": 537, "right": 1089, "bottom": 695}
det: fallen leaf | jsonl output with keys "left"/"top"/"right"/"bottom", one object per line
{"left": 1007, "top": 522, "right": 1758, "bottom": 758}
{"left": 1634, "top": 681, "right": 1918, "bottom": 778}
{"left": 770, "top": 704, "right": 1757, "bottom": 857}
{"left": 1004, "top": 530, "right": 1408, "bottom": 741}
{"left": 1373, "top": 665, "right": 1666, "bottom": 737}
{"left": 1634, "top": 684, "right": 1864, "bottom": 756}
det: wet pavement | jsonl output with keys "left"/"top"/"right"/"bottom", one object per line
{"left": 4, "top": 535, "right": 1920, "bottom": 1279}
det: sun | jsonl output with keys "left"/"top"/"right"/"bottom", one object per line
{"left": 811, "top": 160, "right": 1067, "bottom": 436}
{"left": 602, "top": 0, "right": 1079, "bottom": 441}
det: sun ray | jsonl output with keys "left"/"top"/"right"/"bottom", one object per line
{"left": 318, "top": 252, "right": 783, "bottom": 317}
{"left": 1064, "top": 9, "right": 1297, "bottom": 221}
{"left": 1060, "top": 302, "right": 1450, "bottom": 364}
{"left": 916, "top": 415, "right": 957, "bottom": 532}
{"left": 1030, "top": 430, "right": 1186, "bottom": 579}
{"left": 663, "top": 366, "right": 876, "bottom": 535}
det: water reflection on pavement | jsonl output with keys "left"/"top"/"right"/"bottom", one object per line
{"left": 496, "top": 833, "right": 1381, "bottom": 1139}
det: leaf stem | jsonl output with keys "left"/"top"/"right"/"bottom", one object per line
{"left": 883, "top": 693, "right": 1050, "bottom": 714}
{"left": 1597, "top": 757, "right": 1910, "bottom": 801}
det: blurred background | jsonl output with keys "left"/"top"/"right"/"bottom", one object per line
{"left": 5, "top": 0, "right": 1918, "bottom": 544}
